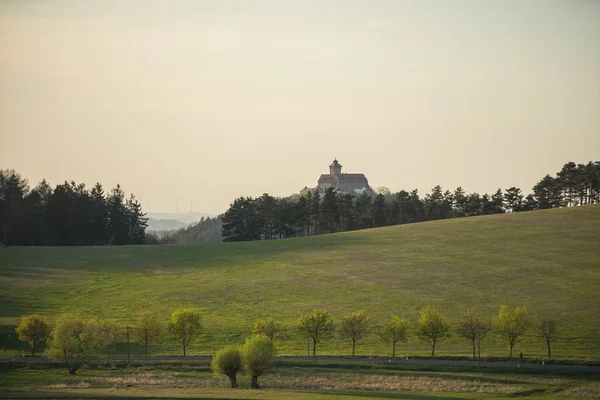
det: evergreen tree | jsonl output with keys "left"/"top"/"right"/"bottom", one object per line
{"left": 319, "top": 188, "right": 339, "bottom": 234}
{"left": 222, "top": 197, "right": 260, "bottom": 242}
{"left": 372, "top": 193, "right": 388, "bottom": 227}
{"left": 257, "top": 193, "right": 277, "bottom": 240}
{"left": 464, "top": 193, "right": 482, "bottom": 216}
{"left": 310, "top": 191, "right": 321, "bottom": 235}
{"left": 503, "top": 187, "right": 524, "bottom": 212}
{"left": 424, "top": 185, "right": 445, "bottom": 220}
{"left": 126, "top": 194, "right": 148, "bottom": 244}
{"left": 107, "top": 185, "right": 128, "bottom": 245}
{"left": 533, "top": 175, "right": 561, "bottom": 209}
{"left": 0, "top": 170, "right": 29, "bottom": 245}
{"left": 407, "top": 189, "right": 424, "bottom": 223}
{"left": 490, "top": 189, "right": 505, "bottom": 214}
{"left": 353, "top": 193, "right": 372, "bottom": 229}
{"left": 337, "top": 193, "right": 355, "bottom": 232}
{"left": 89, "top": 183, "right": 108, "bottom": 245}
{"left": 452, "top": 187, "right": 467, "bottom": 217}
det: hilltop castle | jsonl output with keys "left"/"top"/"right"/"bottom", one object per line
{"left": 301, "top": 159, "right": 372, "bottom": 196}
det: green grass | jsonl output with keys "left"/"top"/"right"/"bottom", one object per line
{"left": 1, "top": 360, "right": 599, "bottom": 399}
{"left": 1, "top": 206, "right": 599, "bottom": 360}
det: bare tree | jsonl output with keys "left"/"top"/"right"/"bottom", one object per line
{"left": 456, "top": 310, "right": 490, "bottom": 358}
{"left": 538, "top": 318, "right": 558, "bottom": 359}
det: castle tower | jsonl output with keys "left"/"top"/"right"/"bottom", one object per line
{"left": 329, "top": 158, "right": 342, "bottom": 175}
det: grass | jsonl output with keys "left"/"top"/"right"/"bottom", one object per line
{"left": 1, "top": 360, "right": 599, "bottom": 399}
{"left": 0, "top": 205, "right": 599, "bottom": 360}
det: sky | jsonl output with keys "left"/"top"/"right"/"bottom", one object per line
{"left": 1, "top": 0, "right": 599, "bottom": 214}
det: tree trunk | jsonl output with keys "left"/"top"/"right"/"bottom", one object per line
{"left": 431, "top": 339, "right": 436, "bottom": 357}
{"left": 471, "top": 338, "right": 476, "bottom": 359}
{"left": 509, "top": 343, "right": 514, "bottom": 360}
{"left": 392, "top": 341, "right": 396, "bottom": 358}
{"left": 31, "top": 340, "right": 36, "bottom": 356}
{"left": 313, "top": 339, "right": 316, "bottom": 356}
{"left": 68, "top": 368, "right": 77, "bottom": 375}
{"left": 227, "top": 373, "right": 238, "bottom": 388}
{"left": 547, "top": 339, "right": 551, "bottom": 359}
{"left": 145, "top": 341, "right": 148, "bottom": 357}
{"left": 251, "top": 375, "right": 259, "bottom": 389}
{"left": 352, "top": 340, "right": 356, "bottom": 356}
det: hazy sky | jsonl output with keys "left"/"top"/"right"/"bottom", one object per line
{"left": 1, "top": 0, "right": 599, "bottom": 214}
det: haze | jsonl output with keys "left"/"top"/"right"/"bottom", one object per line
{"left": 1, "top": 0, "right": 598, "bottom": 214}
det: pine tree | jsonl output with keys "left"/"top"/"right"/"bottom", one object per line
{"left": 372, "top": 193, "right": 388, "bottom": 227}
{"left": 107, "top": 184, "right": 128, "bottom": 245}
{"left": 126, "top": 194, "right": 148, "bottom": 244}
{"left": 319, "top": 188, "right": 339, "bottom": 234}
{"left": 90, "top": 183, "right": 108, "bottom": 245}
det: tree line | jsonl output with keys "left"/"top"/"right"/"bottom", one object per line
{"left": 0, "top": 170, "right": 148, "bottom": 246}
{"left": 221, "top": 161, "right": 600, "bottom": 242}
{"left": 16, "top": 304, "right": 558, "bottom": 382}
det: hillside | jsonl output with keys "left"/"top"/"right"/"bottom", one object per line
{"left": 1, "top": 205, "right": 599, "bottom": 359}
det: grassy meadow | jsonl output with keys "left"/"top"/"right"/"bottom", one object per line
{"left": 0, "top": 205, "right": 599, "bottom": 359}
{"left": 1, "top": 360, "right": 599, "bottom": 399}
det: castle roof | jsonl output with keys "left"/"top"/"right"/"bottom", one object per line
{"left": 329, "top": 159, "right": 342, "bottom": 168}
{"left": 318, "top": 173, "right": 368, "bottom": 183}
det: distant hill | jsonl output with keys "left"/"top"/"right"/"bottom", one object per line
{"left": 160, "top": 215, "right": 223, "bottom": 244}
{"left": 0, "top": 205, "right": 599, "bottom": 359}
{"left": 145, "top": 212, "right": 217, "bottom": 224}
{"left": 146, "top": 218, "right": 188, "bottom": 232}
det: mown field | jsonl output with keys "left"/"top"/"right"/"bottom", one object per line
{"left": 1, "top": 360, "right": 599, "bottom": 400}
{"left": 0, "top": 205, "right": 599, "bottom": 360}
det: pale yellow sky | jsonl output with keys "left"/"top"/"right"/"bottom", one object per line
{"left": 1, "top": 0, "right": 599, "bottom": 214}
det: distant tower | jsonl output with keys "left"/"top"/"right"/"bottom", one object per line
{"left": 329, "top": 158, "right": 342, "bottom": 175}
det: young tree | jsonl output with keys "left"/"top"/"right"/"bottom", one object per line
{"left": 16, "top": 315, "right": 51, "bottom": 356}
{"left": 252, "top": 319, "right": 285, "bottom": 343}
{"left": 298, "top": 309, "right": 335, "bottom": 355}
{"left": 538, "top": 318, "right": 558, "bottom": 359}
{"left": 99, "top": 321, "right": 123, "bottom": 356}
{"left": 135, "top": 312, "right": 162, "bottom": 357}
{"left": 211, "top": 345, "right": 242, "bottom": 388}
{"left": 456, "top": 310, "right": 490, "bottom": 358}
{"left": 340, "top": 310, "right": 371, "bottom": 356}
{"left": 379, "top": 315, "right": 411, "bottom": 358}
{"left": 491, "top": 305, "right": 531, "bottom": 359}
{"left": 45, "top": 316, "right": 106, "bottom": 375}
{"left": 167, "top": 309, "right": 204, "bottom": 356}
{"left": 242, "top": 335, "right": 274, "bottom": 388}
{"left": 415, "top": 305, "right": 451, "bottom": 356}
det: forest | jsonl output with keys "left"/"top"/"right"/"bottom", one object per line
{"left": 220, "top": 161, "right": 600, "bottom": 242}
{"left": 1, "top": 161, "right": 598, "bottom": 246}
{"left": 0, "top": 172, "right": 147, "bottom": 246}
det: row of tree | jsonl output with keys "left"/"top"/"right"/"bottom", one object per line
{"left": 296, "top": 306, "right": 554, "bottom": 360}
{"left": 221, "top": 161, "right": 600, "bottom": 241}
{"left": 0, "top": 170, "right": 148, "bottom": 246}
{"left": 16, "top": 304, "right": 557, "bottom": 377}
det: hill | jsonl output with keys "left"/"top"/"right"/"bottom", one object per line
{"left": 1, "top": 206, "right": 599, "bottom": 359}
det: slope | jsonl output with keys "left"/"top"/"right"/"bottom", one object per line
{"left": 0, "top": 205, "right": 599, "bottom": 359}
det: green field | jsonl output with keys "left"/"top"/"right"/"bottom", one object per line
{"left": 1, "top": 360, "right": 599, "bottom": 399}
{"left": 1, "top": 205, "right": 599, "bottom": 359}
